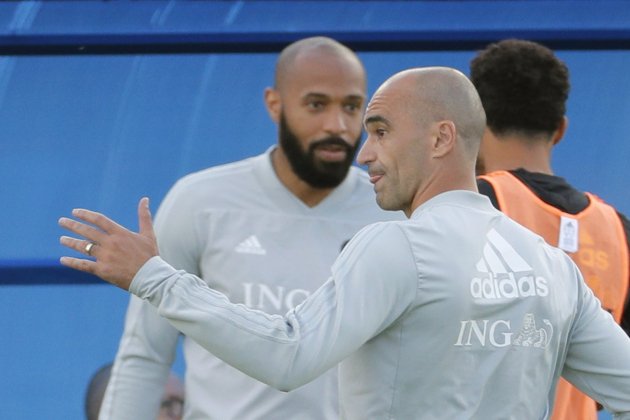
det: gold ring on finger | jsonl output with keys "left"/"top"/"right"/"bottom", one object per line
{"left": 85, "top": 241, "right": 96, "bottom": 256}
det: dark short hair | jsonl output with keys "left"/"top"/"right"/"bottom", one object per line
{"left": 470, "top": 39, "right": 570, "bottom": 136}
{"left": 85, "top": 363, "right": 112, "bottom": 420}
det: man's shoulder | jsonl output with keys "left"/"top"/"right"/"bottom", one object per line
{"left": 188, "top": 156, "right": 257, "bottom": 181}
{"left": 173, "top": 155, "right": 261, "bottom": 192}
{"left": 155, "top": 155, "right": 267, "bottom": 216}
{"left": 337, "top": 220, "right": 409, "bottom": 260}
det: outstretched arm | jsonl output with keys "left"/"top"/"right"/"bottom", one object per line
{"left": 58, "top": 197, "right": 158, "bottom": 289}
{"left": 59, "top": 204, "right": 416, "bottom": 390}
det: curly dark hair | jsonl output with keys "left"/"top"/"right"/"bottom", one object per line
{"left": 470, "top": 39, "right": 570, "bottom": 136}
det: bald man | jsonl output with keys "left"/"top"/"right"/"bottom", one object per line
{"left": 61, "top": 67, "right": 630, "bottom": 418}
{"left": 92, "top": 37, "right": 399, "bottom": 419}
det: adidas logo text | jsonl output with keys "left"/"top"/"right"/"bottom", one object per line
{"left": 471, "top": 273, "right": 548, "bottom": 299}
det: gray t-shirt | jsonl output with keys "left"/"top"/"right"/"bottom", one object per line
{"left": 131, "top": 190, "right": 630, "bottom": 419}
{"left": 101, "top": 148, "right": 400, "bottom": 419}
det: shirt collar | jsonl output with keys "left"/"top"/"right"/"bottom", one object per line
{"left": 410, "top": 190, "right": 492, "bottom": 220}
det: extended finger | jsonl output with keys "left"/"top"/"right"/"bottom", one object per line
{"left": 60, "top": 236, "right": 98, "bottom": 257}
{"left": 58, "top": 216, "right": 106, "bottom": 244}
{"left": 59, "top": 255, "right": 98, "bottom": 275}
{"left": 71, "top": 208, "right": 124, "bottom": 235}
{"left": 138, "top": 197, "right": 156, "bottom": 241}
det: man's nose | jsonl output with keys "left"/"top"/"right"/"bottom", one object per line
{"left": 356, "top": 136, "right": 374, "bottom": 165}
{"left": 323, "top": 109, "right": 348, "bottom": 135}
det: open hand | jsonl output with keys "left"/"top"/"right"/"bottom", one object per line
{"left": 58, "top": 197, "right": 159, "bottom": 290}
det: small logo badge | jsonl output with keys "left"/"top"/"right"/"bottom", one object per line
{"left": 235, "top": 235, "right": 267, "bottom": 255}
{"left": 558, "top": 216, "right": 579, "bottom": 253}
{"left": 513, "top": 313, "right": 553, "bottom": 348}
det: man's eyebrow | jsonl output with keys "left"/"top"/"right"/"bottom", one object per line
{"left": 344, "top": 94, "right": 366, "bottom": 102}
{"left": 364, "top": 115, "right": 390, "bottom": 126}
{"left": 302, "top": 93, "right": 365, "bottom": 102}
{"left": 302, "top": 92, "right": 329, "bottom": 100}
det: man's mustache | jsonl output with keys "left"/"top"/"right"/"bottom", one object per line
{"left": 310, "top": 137, "right": 353, "bottom": 152}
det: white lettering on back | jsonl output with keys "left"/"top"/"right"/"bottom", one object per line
{"left": 243, "top": 282, "right": 310, "bottom": 311}
{"left": 454, "top": 319, "right": 512, "bottom": 347}
{"left": 454, "top": 314, "right": 552, "bottom": 349}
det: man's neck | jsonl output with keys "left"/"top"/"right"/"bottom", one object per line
{"left": 484, "top": 135, "right": 554, "bottom": 175}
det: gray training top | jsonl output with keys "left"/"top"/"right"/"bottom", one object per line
{"left": 102, "top": 148, "right": 400, "bottom": 420}
{"left": 131, "top": 190, "right": 630, "bottom": 420}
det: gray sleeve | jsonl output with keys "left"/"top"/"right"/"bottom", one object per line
{"left": 129, "top": 222, "right": 417, "bottom": 391}
{"left": 100, "top": 185, "right": 192, "bottom": 418}
{"left": 100, "top": 296, "right": 179, "bottom": 419}
{"left": 562, "top": 263, "right": 630, "bottom": 418}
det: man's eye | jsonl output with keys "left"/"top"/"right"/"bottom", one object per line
{"left": 344, "top": 103, "right": 360, "bottom": 112}
{"left": 308, "top": 101, "right": 324, "bottom": 110}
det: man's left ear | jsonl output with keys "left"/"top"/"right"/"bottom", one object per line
{"left": 552, "top": 116, "right": 568, "bottom": 146}
{"left": 264, "top": 87, "right": 282, "bottom": 124}
{"left": 433, "top": 120, "right": 456, "bottom": 158}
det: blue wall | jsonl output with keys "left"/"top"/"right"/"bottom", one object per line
{"left": 1, "top": 1, "right": 629, "bottom": 418}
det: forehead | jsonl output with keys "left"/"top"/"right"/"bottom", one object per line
{"left": 364, "top": 80, "right": 413, "bottom": 126}
{"left": 281, "top": 51, "right": 366, "bottom": 99}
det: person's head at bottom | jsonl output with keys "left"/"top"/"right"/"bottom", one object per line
{"left": 157, "top": 372, "right": 185, "bottom": 420}
{"left": 85, "top": 362, "right": 185, "bottom": 420}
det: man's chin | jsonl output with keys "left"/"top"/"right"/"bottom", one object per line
{"left": 304, "top": 168, "right": 349, "bottom": 189}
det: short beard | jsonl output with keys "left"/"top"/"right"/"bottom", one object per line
{"left": 279, "top": 112, "right": 360, "bottom": 189}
